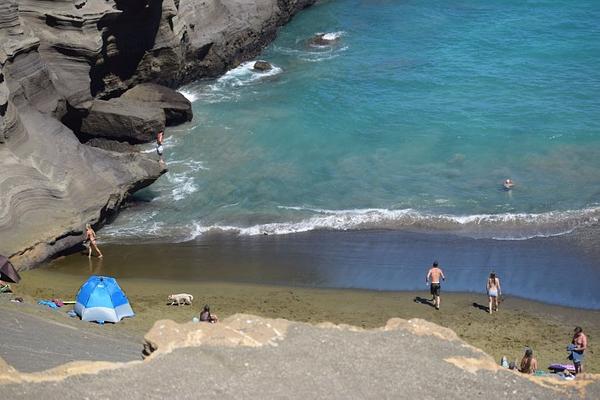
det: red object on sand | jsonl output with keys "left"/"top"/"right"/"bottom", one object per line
{"left": 52, "top": 299, "right": 65, "bottom": 307}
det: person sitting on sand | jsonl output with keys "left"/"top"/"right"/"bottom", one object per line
{"left": 426, "top": 261, "right": 445, "bottom": 310}
{"left": 503, "top": 178, "right": 514, "bottom": 190}
{"left": 519, "top": 348, "right": 537, "bottom": 374}
{"left": 200, "top": 305, "right": 218, "bottom": 323}
{"left": 486, "top": 272, "right": 501, "bottom": 314}
{"left": 84, "top": 223, "right": 103, "bottom": 259}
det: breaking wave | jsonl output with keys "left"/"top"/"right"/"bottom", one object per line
{"left": 101, "top": 205, "right": 600, "bottom": 243}
{"left": 177, "top": 61, "right": 283, "bottom": 104}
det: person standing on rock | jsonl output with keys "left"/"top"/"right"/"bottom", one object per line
{"left": 426, "top": 261, "right": 445, "bottom": 310}
{"left": 156, "top": 130, "right": 164, "bottom": 164}
{"left": 85, "top": 223, "right": 103, "bottom": 259}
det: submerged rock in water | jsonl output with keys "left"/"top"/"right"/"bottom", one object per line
{"left": 310, "top": 33, "right": 340, "bottom": 46}
{"left": 253, "top": 60, "right": 273, "bottom": 71}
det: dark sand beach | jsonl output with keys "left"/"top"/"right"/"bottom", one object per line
{"left": 11, "top": 276, "right": 600, "bottom": 373}
{"left": 3, "top": 229, "right": 600, "bottom": 373}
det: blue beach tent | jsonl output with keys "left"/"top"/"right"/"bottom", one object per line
{"left": 74, "top": 276, "right": 134, "bottom": 323}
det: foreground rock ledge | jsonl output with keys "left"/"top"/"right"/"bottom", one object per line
{"left": 1, "top": 314, "right": 598, "bottom": 399}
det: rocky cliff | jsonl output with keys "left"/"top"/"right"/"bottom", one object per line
{"left": 2, "top": 313, "right": 597, "bottom": 398}
{"left": 0, "top": 0, "right": 315, "bottom": 269}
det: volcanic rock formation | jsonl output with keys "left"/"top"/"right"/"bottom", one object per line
{"left": 0, "top": 0, "right": 316, "bottom": 268}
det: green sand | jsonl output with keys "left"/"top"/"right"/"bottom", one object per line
{"left": 9, "top": 267, "right": 599, "bottom": 373}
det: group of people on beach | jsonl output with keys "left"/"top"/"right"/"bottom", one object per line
{"left": 425, "top": 260, "right": 589, "bottom": 375}
{"left": 510, "top": 327, "right": 588, "bottom": 376}
{"left": 425, "top": 261, "right": 500, "bottom": 314}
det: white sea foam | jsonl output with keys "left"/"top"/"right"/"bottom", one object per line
{"left": 321, "top": 31, "right": 345, "bottom": 41}
{"left": 274, "top": 38, "right": 349, "bottom": 63}
{"left": 98, "top": 211, "right": 163, "bottom": 242}
{"left": 178, "top": 62, "right": 284, "bottom": 104}
{"left": 167, "top": 159, "right": 209, "bottom": 171}
{"left": 178, "top": 89, "right": 198, "bottom": 102}
{"left": 99, "top": 205, "right": 600, "bottom": 243}
{"left": 214, "top": 61, "right": 282, "bottom": 88}
{"left": 175, "top": 206, "right": 600, "bottom": 241}
{"left": 167, "top": 172, "right": 198, "bottom": 201}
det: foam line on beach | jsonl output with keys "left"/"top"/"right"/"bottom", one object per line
{"left": 99, "top": 205, "right": 600, "bottom": 243}
{"left": 179, "top": 205, "right": 600, "bottom": 241}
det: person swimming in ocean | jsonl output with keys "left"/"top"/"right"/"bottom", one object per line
{"left": 503, "top": 178, "right": 514, "bottom": 190}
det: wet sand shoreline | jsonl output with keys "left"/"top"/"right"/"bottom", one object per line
{"left": 39, "top": 227, "right": 600, "bottom": 308}
{"left": 10, "top": 267, "right": 600, "bottom": 374}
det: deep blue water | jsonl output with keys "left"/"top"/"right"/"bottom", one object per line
{"left": 105, "top": 0, "right": 600, "bottom": 242}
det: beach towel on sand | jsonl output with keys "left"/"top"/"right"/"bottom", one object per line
{"left": 38, "top": 300, "right": 59, "bottom": 309}
{"left": 548, "top": 363, "right": 575, "bottom": 372}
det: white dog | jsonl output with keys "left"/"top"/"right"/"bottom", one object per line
{"left": 168, "top": 293, "right": 193, "bottom": 306}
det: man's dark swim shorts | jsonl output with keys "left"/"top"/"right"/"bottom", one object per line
{"left": 430, "top": 283, "right": 441, "bottom": 296}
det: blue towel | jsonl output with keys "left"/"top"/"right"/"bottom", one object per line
{"left": 567, "top": 343, "right": 584, "bottom": 363}
{"left": 37, "top": 300, "right": 59, "bottom": 309}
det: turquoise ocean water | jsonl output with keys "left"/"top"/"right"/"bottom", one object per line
{"left": 104, "top": 0, "right": 600, "bottom": 243}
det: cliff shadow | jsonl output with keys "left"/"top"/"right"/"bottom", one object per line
{"left": 91, "top": 0, "right": 165, "bottom": 98}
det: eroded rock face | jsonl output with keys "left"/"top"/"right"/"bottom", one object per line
{"left": 0, "top": 1, "right": 165, "bottom": 268}
{"left": 18, "top": 0, "right": 316, "bottom": 106}
{"left": 1, "top": 0, "right": 317, "bottom": 268}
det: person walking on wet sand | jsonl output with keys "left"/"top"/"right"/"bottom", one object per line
{"left": 486, "top": 272, "right": 501, "bottom": 314}
{"left": 426, "top": 261, "right": 445, "bottom": 310}
{"left": 85, "top": 223, "right": 103, "bottom": 259}
{"left": 570, "top": 326, "right": 588, "bottom": 374}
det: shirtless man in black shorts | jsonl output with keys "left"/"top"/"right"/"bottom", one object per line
{"left": 426, "top": 261, "right": 445, "bottom": 310}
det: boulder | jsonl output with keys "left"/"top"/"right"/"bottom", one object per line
{"left": 85, "top": 138, "right": 141, "bottom": 153}
{"left": 309, "top": 33, "right": 339, "bottom": 46}
{"left": 80, "top": 99, "right": 165, "bottom": 144}
{"left": 121, "top": 83, "right": 192, "bottom": 126}
{"left": 253, "top": 60, "right": 272, "bottom": 71}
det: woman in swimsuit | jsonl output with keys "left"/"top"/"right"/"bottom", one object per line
{"left": 519, "top": 348, "right": 537, "bottom": 374}
{"left": 85, "top": 223, "right": 103, "bottom": 259}
{"left": 486, "top": 272, "right": 501, "bottom": 314}
{"left": 199, "top": 304, "right": 218, "bottom": 323}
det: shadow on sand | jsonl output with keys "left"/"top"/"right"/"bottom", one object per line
{"left": 472, "top": 302, "right": 489, "bottom": 313}
{"left": 414, "top": 296, "right": 435, "bottom": 308}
